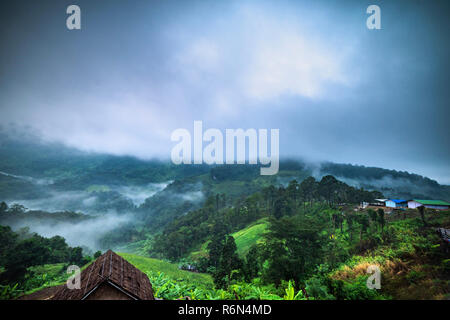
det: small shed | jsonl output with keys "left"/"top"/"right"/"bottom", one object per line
{"left": 385, "top": 199, "right": 408, "bottom": 208}
{"left": 52, "top": 250, "right": 154, "bottom": 300}
{"left": 407, "top": 199, "right": 450, "bottom": 210}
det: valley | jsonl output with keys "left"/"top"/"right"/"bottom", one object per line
{"left": 0, "top": 136, "right": 449, "bottom": 300}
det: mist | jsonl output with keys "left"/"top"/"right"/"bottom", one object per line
{"left": 0, "top": 171, "right": 54, "bottom": 186}
{"left": 114, "top": 182, "right": 171, "bottom": 206}
{"left": 9, "top": 191, "right": 101, "bottom": 214}
{"left": 330, "top": 175, "right": 441, "bottom": 199}
{"left": 6, "top": 213, "right": 132, "bottom": 250}
{"left": 1, "top": 174, "right": 208, "bottom": 250}
{"left": 178, "top": 191, "right": 204, "bottom": 203}
{"left": 5, "top": 177, "right": 173, "bottom": 213}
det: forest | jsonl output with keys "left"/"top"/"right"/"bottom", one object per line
{"left": 0, "top": 135, "right": 449, "bottom": 300}
{"left": 1, "top": 172, "right": 448, "bottom": 300}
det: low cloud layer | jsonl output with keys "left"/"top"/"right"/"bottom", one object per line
{"left": 7, "top": 181, "right": 173, "bottom": 213}
{"left": 114, "top": 182, "right": 171, "bottom": 206}
{"left": 7, "top": 214, "right": 132, "bottom": 250}
{"left": 0, "top": 171, "right": 54, "bottom": 186}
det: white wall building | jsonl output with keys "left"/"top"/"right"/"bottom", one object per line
{"left": 407, "top": 200, "right": 450, "bottom": 210}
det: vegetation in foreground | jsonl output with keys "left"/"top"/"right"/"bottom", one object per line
{"left": 1, "top": 175, "right": 449, "bottom": 300}
{"left": 148, "top": 177, "right": 450, "bottom": 300}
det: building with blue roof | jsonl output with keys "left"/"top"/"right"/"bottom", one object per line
{"left": 386, "top": 199, "right": 408, "bottom": 208}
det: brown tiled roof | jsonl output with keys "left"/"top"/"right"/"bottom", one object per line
{"left": 52, "top": 250, "right": 154, "bottom": 300}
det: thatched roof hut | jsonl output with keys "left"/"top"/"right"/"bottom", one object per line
{"left": 52, "top": 250, "right": 154, "bottom": 300}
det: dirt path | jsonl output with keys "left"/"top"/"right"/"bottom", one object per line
{"left": 17, "top": 285, "right": 62, "bottom": 300}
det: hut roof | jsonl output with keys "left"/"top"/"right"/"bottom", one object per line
{"left": 52, "top": 250, "right": 154, "bottom": 300}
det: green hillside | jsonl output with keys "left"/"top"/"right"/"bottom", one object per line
{"left": 118, "top": 253, "right": 213, "bottom": 287}
{"left": 189, "top": 218, "right": 268, "bottom": 260}
{"left": 232, "top": 219, "right": 268, "bottom": 256}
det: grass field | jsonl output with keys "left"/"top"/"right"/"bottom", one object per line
{"left": 189, "top": 218, "right": 269, "bottom": 260}
{"left": 28, "top": 263, "right": 66, "bottom": 278}
{"left": 118, "top": 253, "right": 213, "bottom": 287}
{"left": 232, "top": 219, "right": 268, "bottom": 256}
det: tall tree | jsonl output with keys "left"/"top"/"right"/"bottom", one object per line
{"left": 357, "top": 214, "right": 370, "bottom": 249}
{"left": 207, "top": 234, "right": 226, "bottom": 270}
{"left": 318, "top": 175, "right": 340, "bottom": 205}
{"left": 0, "top": 201, "right": 8, "bottom": 214}
{"left": 345, "top": 212, "right": 355, "bottom": 242}
{"left": 242, "top": 245, "right": 260, "bottom": 282}
{"left": 377, "top": 208, "right": 385, "bottom": 233}
{"left": 263, "top": 214, "right": 328, "bottom": 288}
{"left": 417, "top": 206, "right": 427, "bottom": 226}
{"left": 213, "top": 236, "right": 242, "bottom": 289}
{"left": 367, "top": 209, "right": 378, "bottom": 231}
{"left": 287, "top": 180, "right": 300, "bottom": 208}
{"left": 299, "top": 177, "right": 318, "bottom": 207}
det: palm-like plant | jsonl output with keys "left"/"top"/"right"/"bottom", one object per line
{"left": 283, "top": 280, "right": 304, "bottom": 300}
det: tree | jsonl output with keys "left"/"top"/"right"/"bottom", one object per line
{"left": 262, "top": 185, "right": 277, "bottom": 212}
{"left": 377, "top": 208, "right": 385, "bottom": 233}
{"left": 417, "top": 206, "right": 427, "bottom": 226}
{"left": 242, "top": 245, "right": 260, "bottom": 282}
{"left": 0, "top": 228, "right": 88, "bottom": 285}
{"left": 367, "top": 209, "right": 378, "bottom": 230}
{"left": 213, "top": 236, "right": 242, "bottom": 289}
{"left": 69, "top": 247, "right": 84, "bottom": 265}
{"left": 345, "top": 212, "right": 355, "bottom": 242}
{"left": 332, "top": 212, "right": 344, "bottom": 232}
{"left": 273, "top": 190, "right": 292, "bottom": 219}
{"left": 262, "top": 215, "right": 328, "bottom": 288}
{"left": 207, "top": 234, "right": 225, "bottom": 270}
{"left": 287, "top": 180, "right": 300, "bottom": 208}
{"left": 0, "top": 226, "right": 17, "bottom": 266}
{"left": 356, "top": 214, "right": 370, "bottom": 249}
{"left": 299, "top": 177, "right": 318, "bottom": 206}
{"left": 1, "top": 237, "right": 51, "bottom": 283}
{"left": 207, "top": 221, "right": 229, "bottom": 269}
{"left": 318, "top": 175, "right": 340, "bottom": 205}
{"left": 8, "top": 203, "right": 27, "bottom": 214}
{"left": 48, "top": 235, "right": 70, "bottom": 263}
{"left": 0, "top": 201, "right": 8, "bottom": 214}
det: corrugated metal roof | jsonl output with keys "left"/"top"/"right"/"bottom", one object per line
{"left": 413, "top": 199, "right": 450, "bottom": 206}
{"left": 388, "top": 199, "right": 407, "bottom": 203}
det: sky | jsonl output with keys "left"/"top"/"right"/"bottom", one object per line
{"left": 0, "top": 0, "right": 449, "bottom": 183}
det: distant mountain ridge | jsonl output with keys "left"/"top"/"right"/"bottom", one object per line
{"left": 1, "top": 131, "right": 449, "bottom": 253}
{"left": 318, "top": 162, "right": 450, "bottom": 200}
{"left": 0, "top": 130, "right": 448, "bottom": 203}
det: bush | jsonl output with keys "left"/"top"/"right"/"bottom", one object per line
{"left": 305, "top": 277, "right": 335, "bottom": 300}
{"left": 0, "top": 284, "right": 22, "bottom": 300}
{"left": 327, "top": 276, "right": 386, "bottom": 300}
{"left": 441, "top": 259, "right": 450, "bottom": 273}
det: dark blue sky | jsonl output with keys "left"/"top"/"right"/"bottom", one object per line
{"left": 1, "top": 0, "right": 449, "bottom": 182}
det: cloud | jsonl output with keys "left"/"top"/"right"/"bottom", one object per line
{"left": 179, "top": 190, "right": 204, "bottom": 203}
{"left": 174, "top": 39, "right": 221, "bottom": 77}
{"left": 0, "top": 0, "right": 448, "bottom": 183}
{"left": 242, "top": 33, "right": 349, "bottom": 100}
{"left": 7, "top": 213, "right": 132, "bottom": 251}
{"left": 115, "top": 182, "right": 171, "bottom": 206}
{"left": 172, "top": 5, "right": 354, "bottom": 109}
{"left": 0, "top": 171, "right": 54, "bottom": 186}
